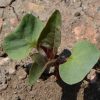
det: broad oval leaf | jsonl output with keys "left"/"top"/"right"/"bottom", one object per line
{"left": 38, "top": 10, "right": 61, "bottom": 57}
{"left": 28, "top": 53, "right": 47, "bottom": 85}
{"left": 3, "top": 14, "right": 45, "bottom": 60}
{"left": 59, "top": 40, "right": 100, "bottom": 85}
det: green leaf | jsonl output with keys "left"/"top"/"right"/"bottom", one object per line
{"left": 3, "top": 14, "right": 45, "bottom": 60}
{"left": 59, "top": 40, "right": 100, "bottom": 85}
{"left": 32, "top": 53, "right": 47, "bottom": 64}
{"left": 28, "top": 53, "right": 57, "bottom": 85}
{"left": 28, "top": 53, "right": 47, "bottom": 85}
{"left": 38, "top": 10, "right": 61, "bottom": 55}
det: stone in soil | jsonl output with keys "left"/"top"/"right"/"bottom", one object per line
{"left": 8, "top": 62, "right": 16, "bottom": 75}
{"left": 87, "top": 69, "right": 97, "bottom": 83}
{"left": 16, "top": 68, "right": 27, "bottom": 80}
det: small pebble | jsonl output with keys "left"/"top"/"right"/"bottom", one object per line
{"left": 0, "top": 57, "right": 10, "bottom": 66}
{"left": 74, "top": 12, "right": 81, "bottom": 17}
{"left": 37, "top": 79, "right": 42, "bottom": 83}
{"left": 49, "top": 67, "right": 55, "bottom": 74}
{"left": 14, "top": 91, "right": 17, "bottom": 94}
{"left": 8, "top": 64, "right": 16, "bottom": 75}
{"left": 87, "top": 69, "right": 97, "bottom": 83}
{"left": 17, "top": 68, "right": 27, "bottom": 80}
{"left": 49, "top": 75, "right": 57, "bottom": 82}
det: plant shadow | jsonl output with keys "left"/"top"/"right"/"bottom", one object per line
{"left": 84, "top": 73, "right": 100, "bottom": 100}
{"left": 84, "top": 85, "right": 100, "bottom": 100}
{"left": 57, "top": 78, "right": 81, "bottom": 100}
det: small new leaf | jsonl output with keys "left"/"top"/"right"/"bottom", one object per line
{"left": 59, "top": 40, "right": 100, "bottom": 85}
{"left": 3, "top": 14, "right": 45, "bottom": 60}
{"left": 28, "top": 53, "right": 47, "bottom": 85}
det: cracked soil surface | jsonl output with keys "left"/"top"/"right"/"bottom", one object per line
{"left": 0, "top": 0, "right": 100, "bottom": 100}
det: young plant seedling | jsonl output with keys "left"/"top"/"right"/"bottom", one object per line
{"left": 3, "top": 10, "right": 100, "bottom": 85}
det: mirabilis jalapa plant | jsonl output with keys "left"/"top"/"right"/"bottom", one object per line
{"left": 3, "top": 10, "right": 100, "bottom": 85}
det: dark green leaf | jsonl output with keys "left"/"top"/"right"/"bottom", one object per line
{"left": 32, "top": 53, "right": 47, "bottom": 64}
{"left": 28, "top": 53, "right": 57, "bottom": 85}
{"left": 3, "top": 14, "right": 45, "bottom": 60}
{"left": 28, "top": 53, "right": 47, "bottom": 85}
{"left": 38, "top": 10, "right": 61, "bottom": 56}
{"left": 59, "top": 40, "right": 100, "bottom": 85}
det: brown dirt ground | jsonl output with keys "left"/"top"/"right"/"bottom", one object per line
{"left": 0, "top": 0, "right": 100, "bottom": 100}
